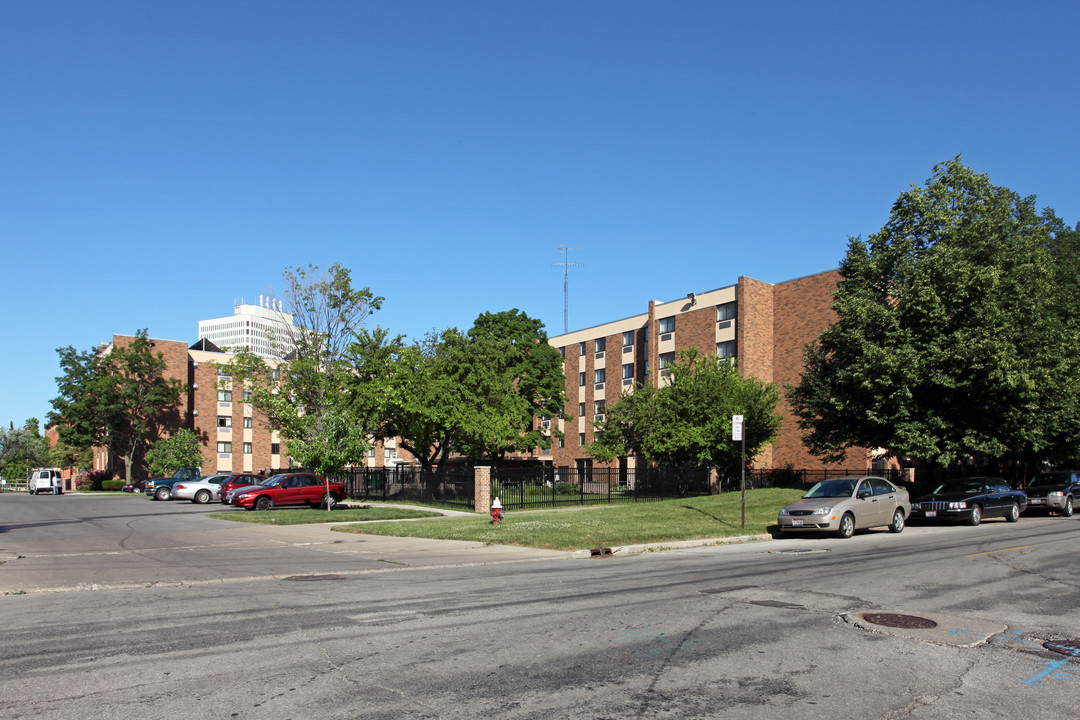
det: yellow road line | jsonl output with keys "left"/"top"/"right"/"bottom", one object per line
{"left": 963, "top": 545, "right": 1035, "bottom": 557}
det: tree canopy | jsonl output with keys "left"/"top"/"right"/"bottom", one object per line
{"left": 0, "top": 419, "right": 49, "bottom": 480}
{"left": 789, "top": 159, "right": 1080, "bottom": 466}
{"left": 48, "top": 330, "right": 184, "bottom": 481}
{"left": 145, "top": 428, "right": 204, "bottom": 478}
{"left": 590, "top": 348, "right": 783, "bottom": 477}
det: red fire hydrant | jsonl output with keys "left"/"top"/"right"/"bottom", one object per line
{"left": 491, "top": 497, "right": 503, "bottom": 524}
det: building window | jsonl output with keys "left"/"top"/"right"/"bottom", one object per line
{"left": 243, "top": 390, "right": 253, "bottom": 401}
{"left": 217, "top": 416, "right": 232, "bottom": 428}
{"left": 579, "top": 402, "right": 586, "bottom": 416}
{"left": 243, "top": 442, "right": 252, "bottom": 454}
{"left": 384, "top": 448, "right": 398, "bottom": 459}
{"left": 594, "top": 368, "right": 605, "bottom": 384}
{"left": 243, "top": 417, "right": 252, "bottom": 429}
{"left": 559, "top": 437, "right": 565, "bottom": 449}
{"left": 367, "top": 447, "right": 376, "bottom": 458}
{"left": 217, "top": 390, "right": 232, "bottom": 402}
{"left": 716, "top": 302, "right": 736, "bottom": 322}
{"left": 579, "top": 372, "right": 586, "bottom": 386}
{"left": 594, "top": 400, "right": 605, "bottom": 416}
{"left": 622, "top": 363, "right": 634, "bottom": 379}
{"left": 716, "top": 340, "right": 736, "bottom": 360}
{"left": 271, "top": 443, "right": 280, "bottom": 455}
{"left": 660, "top": 352, "right": 675, "bottom": 371}
{"left": 579, "top": 341, "right": 586, "bottom": 354}
{"left": 272, "top": 368, "right": 280, "bottom": 380}
{"left": 622, "top": 330, "right": 634, "bottom": 347}
{"left": 579, "top": 433, "right": 586, "bottom": 446}
{"left": 659, "top": 316, "right": 675, "bottom": 334}
{"left": 559, "top": 346, "right": 565, "bottom": 358}
{"left": 217, "top": 442, "right": 232, "bottom": 454}
{"left": 595, "top": 337, "right": 606, "bottom": 353}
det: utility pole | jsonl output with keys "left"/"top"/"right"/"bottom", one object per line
{"left": 553, "top": 247, "right": 582, "bottom": 334}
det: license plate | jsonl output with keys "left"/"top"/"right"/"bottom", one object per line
{"left": 1030, "top": 499, "right": 1044, "bottom": 505}
{"left": 925, "top": 510, "right": 937, "bottom": 518}
{"left": 791, "top": 519, "right": 804, "bottom": 527}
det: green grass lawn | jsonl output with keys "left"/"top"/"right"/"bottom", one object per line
{"left": 207, "top": 506, "right": 444, "bottom": 525}
{"left": 331, "top": 488, "right": 805, "bottom": 551}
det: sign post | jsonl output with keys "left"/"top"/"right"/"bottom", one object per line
{"left": 732, "top": 415, "right": 745, "bottom": 528}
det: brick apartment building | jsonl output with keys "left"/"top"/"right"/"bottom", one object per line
{"left": 540, "top": 269, "right": 864, "bottom": 475}
{"left": 91, "top": 334, "right": 414, "bottom": 480}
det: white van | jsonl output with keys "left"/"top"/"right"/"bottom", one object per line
{"left": 30, "top": 468, "right": 64, "bottom": 495}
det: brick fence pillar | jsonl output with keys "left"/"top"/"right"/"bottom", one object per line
{"left": 474, "top": 466, "right": 491, "bottom": 513}
{"left": 708, "top": 467, "right": 719, "bottom": 495}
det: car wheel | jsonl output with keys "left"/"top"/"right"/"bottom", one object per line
{"left": 194, "top": 489, "right": 211, "bottom": 504}
{"left": 1006, "top": 502, "right": 1020, "bottom": 523}
{"left": 967, "top": 504, "right": 982, "bottom": 526}
{"left": 254, "top": 495, "right": 273, "bottom": 512}
{"left": 320, "top": 493, "right": 337, "bottom": 510}
{"left": 836, "top": 513, "right": 855, "bottom": 539}
{"left": 888, "top": 509, "right": 905, "bottom": 533}
{"left": 155, "top": 487, "right": 171, "bottom": 501}
{"left": 1063, "top": 497, "right": 1074, "bottom": 518}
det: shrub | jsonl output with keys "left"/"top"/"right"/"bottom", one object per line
{"left": 554, "top": 482, "right": 578, "bottom": 496}
{"left": 102, "top": 479, "right": 125, "bottom": 491}
{"left": 80, "top": 470, "right": 113, "bottom": 491}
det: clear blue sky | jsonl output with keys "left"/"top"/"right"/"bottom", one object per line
{"left": 3, "top": 1, "right": 1078, "bottom": 431}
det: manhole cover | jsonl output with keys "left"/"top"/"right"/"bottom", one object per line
{"left": 283, "top": 574, "right": 345, "bottom": 582}
{"left": 861, "top": 613, "right": 938, "bottom": 629}
{"left": 1044, "top": 640, "right": 1080, "bottom": 657}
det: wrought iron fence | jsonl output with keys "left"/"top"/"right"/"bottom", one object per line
{"left": 492, "top": 465, "right": 711, "bottom": 510}
{"left": 332, "top": 466, "right": 475, "bottom": 509}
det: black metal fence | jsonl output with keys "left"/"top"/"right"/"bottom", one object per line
{"left": 331, "top": 466, "right": 475, "bottom": 509}
{"left": 741, "top": 467, "right": 907, "bottom": 489}
{"left": 491, "top": 465, "right": 712, "bottom": 510}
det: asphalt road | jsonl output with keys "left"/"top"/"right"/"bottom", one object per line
{"left": 2, "top": 492, "right": 1078, "bottom": 719}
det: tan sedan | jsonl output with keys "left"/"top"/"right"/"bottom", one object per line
{"left": 777, "top": 476, "right": 911, "bottom": 539}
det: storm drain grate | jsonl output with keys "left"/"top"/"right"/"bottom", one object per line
{"left": 283, "top": 574, "right": 346, "bottom": 582}
{"left": 1043, "top": 640, "right": 1080, "bottom": 657}
{"left": 590, "top": 547, "right": 614, "bottom": 558}
{"left": 861, "top": 613, "right": 938, "bottom": 629}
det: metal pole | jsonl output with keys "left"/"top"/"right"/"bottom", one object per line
{"left": 740, "top": 433, "right": 746, "bottom": 529}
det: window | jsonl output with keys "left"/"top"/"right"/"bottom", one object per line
{"left": 595, "top": 337, "right": 606, "bottom": 353}
{"left": 243, "top": 390, "right": 253, "bottom": 401}
{"left": 660, "top": 352, "right": 675, "bottom": 372}
{"left": 367, "top": 447, "right": 376, "bottom": 458}
{"left": 559, "top": 437, "right": 565, "bottom": 449}
{"left": 579, "top": 372, "right": 586, "bottom": 386}
{"left": 716, "top": 302, "right": 736, "bottom": 322}
{"left": 271, "top": 443, "right": 280, "bottom": 455}
{"left": 559, "top": 346, "right": 565, "bottom": 358}
{"left": 579, "top": 433, "right": 586, "bottom": 446}
{"left": 271, "top": 368, "right": 280, "bottom": 380}
{"left": 716, "top": 340, "right": 736, "bottom": 360}
{"left": 579, "top": 402, "right": 586, "bottom": 416}
{"left": 243, "top": 417, "right": 252, "bottom": 429}
{"left": 384, "top": 448, "right": 398, "bottom": 459}
{"left": 622, "top": 330, "right": 634, "bottom": 347}
{"left": 622, "top": 363, "right": 634, "bottom": 379}
{"left": 217, "top": 390, "right": 232, "bottom": 402}
{"left": 243, "top": 442, "right": 252, "bottom": 454}
{"left": 216, "top": 442, "right": 232, "bottom": 454}
{"left": 594, "top": 368, "right": 605, "bottom": 384}
{"left": 217, "top": 416, "right": 232, "bottom": 428}
{"left": 659, "top": 316, "right": 675, "bottom": 334}
{"left": 579, "top": 341, "right": 586, "bottom": 354}
{"left": 594, "top": 400, "right": 605, "bottom": 416}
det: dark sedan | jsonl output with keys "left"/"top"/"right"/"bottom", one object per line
{"left": 910, "top": 477, "right": 1027, "bottom": 526}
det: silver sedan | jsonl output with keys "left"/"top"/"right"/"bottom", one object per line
{"left": 171, "top": 474, "right": 232, "bottom": 504}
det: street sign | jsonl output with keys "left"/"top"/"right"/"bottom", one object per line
{"left": 732, "top": 415, "right": 744, "bottom": 441}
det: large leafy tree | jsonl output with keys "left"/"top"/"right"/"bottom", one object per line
{"left": 444, "top": 310, "right": 567, "bottom": 467}
{"left": 789, "top": 159, "right": 1080, "bottom": 466}
{"left": 589, "top": 349, "right": 782, "bottom": 480}
{"left": 0, "top": 419, "right": 49, "bottom": 479}
{"left": 229, "top": 263, "right": 382, "bottom": 478}
{"left": 49, "top": 330, "right": 184, "bottom": 482}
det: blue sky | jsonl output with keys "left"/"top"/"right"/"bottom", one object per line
{"left": 3, "top": 1, "right": 1078, "bottom": 431}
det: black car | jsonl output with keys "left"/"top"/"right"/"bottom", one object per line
{"left": 1024, "top": 470, "right": 1080, "bottom": 516}
{"left": 910, "top": 477, "right": 1027, "bottom": 526}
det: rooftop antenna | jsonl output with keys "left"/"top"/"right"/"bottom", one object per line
{"left": 553, "top": 247, "right": 582, "bottom": 334}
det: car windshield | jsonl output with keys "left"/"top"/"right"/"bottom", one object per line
{"left": 1027, "top": 474, "right": 1065, "bottom": 489}
{"left": 933, "top": 480, "right": 986, "bottom": 495}
{"left": 803, "top": 479, "right": 856, "bottom": 498}
{"left": 260, "top": 476, "right": 287, "bottom": 487}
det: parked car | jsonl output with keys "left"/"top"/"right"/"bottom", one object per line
{"left": 122, "top": 480, "right": 149, "bottom": 493}
{"left": 910, "top": 477, "right": 1026, "bottom": 526}
{"left": 217, "top": 474, "right": 270, "bottom": 504}
{"left": 144, "top": 467, "right": 202, "bottom": 501}
{"left": 171, "top": 474, "right": 233, "bottom": 504}
{"left": 1024, "top": 470, "right": 1080, "bottom": 517}
{"left": 228, "top": 472, "right": 347, "bottom": 511}
{"left": 777, "top": 476, "right": 911, "bottom": 538}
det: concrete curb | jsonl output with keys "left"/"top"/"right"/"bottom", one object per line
{"left": 570, "top": 533, "right": 773, "bottom": 558}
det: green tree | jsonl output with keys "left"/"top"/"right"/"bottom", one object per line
{"left": 229, "top": 264, "right": 383, "bottom": 479}
{"left": 444, "top": 310, "right": 567, "bottom": 467}
{"left": 789, "top": 159, "right": 1080, "bottom": 466}
{"left": 0, "top": 419, "right": 49, "bottom": 479}
{"left": 144, "top": 429, "right": 204, "bottom": 478}
{"left": 590, "top": 349, "right": 782, "bottom": 488}
{"left": 49, "top": 330, "right": 184, "bottom": 482}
